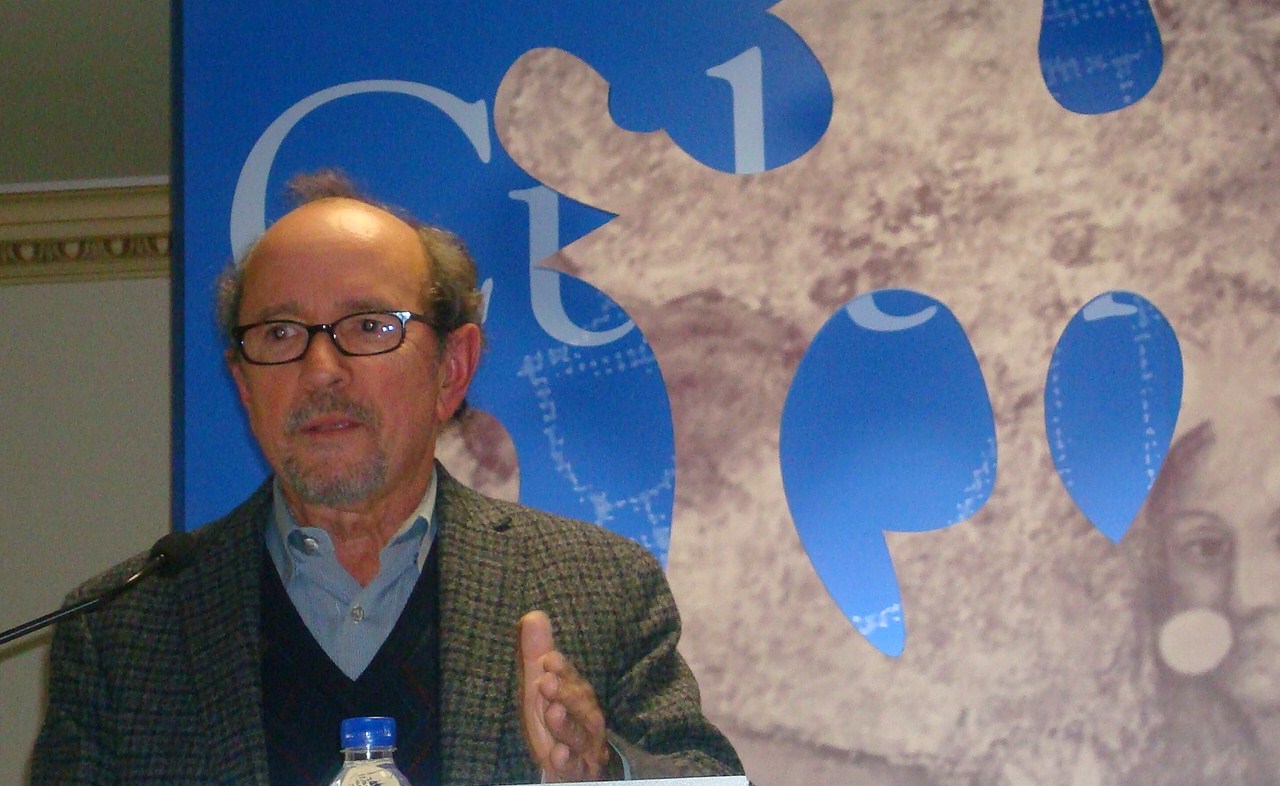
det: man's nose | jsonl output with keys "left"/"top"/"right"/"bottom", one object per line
{"left": 297, "top": 329, "right": 349, "bottom": 387}
{"left": 1230, "top": 545, "right": 1280, "bottom": 617}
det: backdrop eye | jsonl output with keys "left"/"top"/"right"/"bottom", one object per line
{"left": 1178, "top": 532, "right": 1231, "bottom": 566}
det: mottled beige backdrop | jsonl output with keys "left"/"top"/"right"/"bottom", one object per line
{"left": 441, "top": 1, "right": 1280, "bottom": 784}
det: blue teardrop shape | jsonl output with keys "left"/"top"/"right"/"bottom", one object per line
{"left": 780, "top": 289, "right": 997, "bottom": 657}
{"left": 1038, "top": 0, "right": 1163, "bottom": 114}
{"left": 1045, "top": 292, "right": 1183, "bottom": 542}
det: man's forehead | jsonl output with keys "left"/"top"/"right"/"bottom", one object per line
{"left": 237, "top": 199, "right": 429, "bottom": 315}
{"left": 244, "top": 199, "right": 426, "bottom": 274}
{"left": 263, "top": 197, "right": 416, "bottom": 245}
{"left": 1166, "top": 414, "right": 1280, "bottom": 505}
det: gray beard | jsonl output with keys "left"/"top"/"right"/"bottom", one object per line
{"left": 281, "top": 390, "right": 387, "bottom": 506}
{"left": 282, "top": 450, "right": 389, "bottom": 507}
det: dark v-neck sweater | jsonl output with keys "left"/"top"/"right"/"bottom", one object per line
{"left": 260, "top": 544, "right": 442, "bottom": 786}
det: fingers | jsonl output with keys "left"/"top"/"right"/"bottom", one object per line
{"left": 538, "top": 661, "right": 610, "bottom": 780}
{"left": 518, "top": 610, "right": 555, "bottom": 669}
{"left": 516, "top": 611, "right": 611, "bottom": 781}
{"left": 518, "top": 611, "right": 556, "bottom": 768}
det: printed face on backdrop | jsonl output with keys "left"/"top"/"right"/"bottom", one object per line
{"left": 1153, "top": 398, "right": 1280, "bottom": 718}
{"left": 229, "top": 199, "right": 475, "bottom": 512}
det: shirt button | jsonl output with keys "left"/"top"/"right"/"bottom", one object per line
{"left": 300, "top": 536, "right": 319, "bottom": 555}
{"left": 350, "top": 604, "right": 365, "bottom": 622}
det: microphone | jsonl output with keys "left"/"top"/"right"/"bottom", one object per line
{"left": 0, "top": 531, "right": 196, "bottom": 647}
{"left": 148, "top": 531, "right": 198, "bottom": 577}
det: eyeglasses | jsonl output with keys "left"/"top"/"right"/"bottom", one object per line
{"left": 232, "top": 310, "right": 434, "bottom": 366}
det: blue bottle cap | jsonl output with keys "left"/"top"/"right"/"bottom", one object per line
{"left": 340, "top": 716, "right": 397, "bottom": 748}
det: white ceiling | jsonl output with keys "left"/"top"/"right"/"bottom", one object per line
{"left": 0, "top": 0, "right": 170, "bottom": 188}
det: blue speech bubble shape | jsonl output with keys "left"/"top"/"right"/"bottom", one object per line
{"left": 1039, "top": 0, "right": 1163, "bottom": 114}
{"left": 1045, "top": 291, "right": 1182, "bottom": 542}
{"left": 780, "top": 289, "right": 997, "bottom": 657}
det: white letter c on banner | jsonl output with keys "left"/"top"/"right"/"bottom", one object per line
{"left": 229, "top": 80, "right": 491, "bottom": 258}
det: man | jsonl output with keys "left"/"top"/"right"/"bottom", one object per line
{"left": 1133, "top": 394, "right": 1280, "bottom": 785}
{"left": 31, "top": 174, "right": 742, "bottom": 785}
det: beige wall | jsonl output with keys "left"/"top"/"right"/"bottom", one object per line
{"left": 0, "top": 277, "right": 169, "bottom": 784}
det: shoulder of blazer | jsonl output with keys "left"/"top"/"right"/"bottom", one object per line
{"left": 433, "top": 465, "right": 664, "bottom": 613}
{"left": 434, "top": 463, "right": 652, "bottom": 554}
{"left": 58, "top": 480, "right": 271, "bottom": 609}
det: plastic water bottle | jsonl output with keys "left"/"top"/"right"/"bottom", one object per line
{"left": 328, "top": 716, "right": 413, "bottom": 786}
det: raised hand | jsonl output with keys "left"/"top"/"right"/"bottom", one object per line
{"left": 517, "top": 610, "right": 613, "bottom": 782}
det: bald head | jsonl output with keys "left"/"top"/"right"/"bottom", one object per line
{"left": 235, "top": 199, "right": 431, "bottom": 327}
{"left": 216, "top": 177, "right": 486, "bottom": 357}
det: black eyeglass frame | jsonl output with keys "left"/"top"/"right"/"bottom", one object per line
{"left": 232, "top": 310, "right": 435, "bottom": 366}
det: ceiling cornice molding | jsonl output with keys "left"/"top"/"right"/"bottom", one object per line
{"left": 0, "top": 184, "right": 170, "bottom": 285}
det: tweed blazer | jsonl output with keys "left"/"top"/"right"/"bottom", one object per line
{"left": 31, "top": 467, "right": 742, "bottom": 785}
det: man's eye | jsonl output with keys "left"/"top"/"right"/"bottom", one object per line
{"left": 359, "top": 317, "right": 395, "bottom": 333}
{"left": 264, "top": 323, "right": 301, "bottom": 342}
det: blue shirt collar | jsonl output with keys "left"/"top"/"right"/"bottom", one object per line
{"left": 267, "top": 468, "right": 439, "bottom": 582}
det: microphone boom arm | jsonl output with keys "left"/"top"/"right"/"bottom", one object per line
{"left": 0, "top": 535, "right": 188, "bottom": 647}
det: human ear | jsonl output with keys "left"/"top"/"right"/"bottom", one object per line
{"left": 227, "top": 349, "right": 253, "bottom": 409}
{"left": 435, "top": 323, "right": 481, "bottom": 421}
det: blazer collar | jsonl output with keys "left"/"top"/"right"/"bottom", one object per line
{"left": 177, "top": 481, "right": 273, "bottom": 786}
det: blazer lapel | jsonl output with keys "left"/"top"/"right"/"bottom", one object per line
{"left": 178, "top": 484, "right": 272, "bottom": 786}
{"left": 436, "top": 469, "right": 533, "bottom": 785}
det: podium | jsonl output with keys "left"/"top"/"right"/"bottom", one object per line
{"left": 505, "top": 778, "right": 749, "bottom": 785}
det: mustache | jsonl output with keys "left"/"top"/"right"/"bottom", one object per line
{"left": 1232, "top": 612, "right": 1280, "bottom": 643}
{"left": 284, "top": 391, "right": 378, "bottom": 435}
